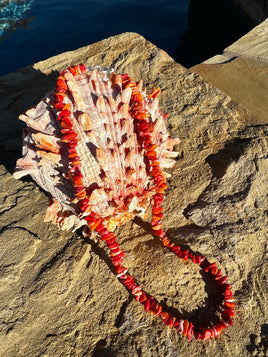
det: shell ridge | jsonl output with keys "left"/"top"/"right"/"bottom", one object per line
{"left": 65, "top": 75, "right": 104, "bottom": 191}
{"left": 103, "top": 87, "right": 124, "bottom": 205}
{"left": 20, "top": 96, "right": 59, "bottom": 135}
{"left": 104, "top": 99, "right": 124, "bottom": 201}
{"left": 107, "top": 92, "right": 129, "bottom": 201}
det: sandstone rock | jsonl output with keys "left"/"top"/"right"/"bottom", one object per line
{"left": 0, "top": 32, "right": 267, "bottom": 356}
{"left": 191, "top": 19, "right": 268, "bottom": 126}
{"left": 224, "top": 18, "right": 268, "bottom": 61}
{"left": 191, "top": 56, "right": 268, "bottom": 126}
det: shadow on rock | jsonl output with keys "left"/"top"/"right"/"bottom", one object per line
{"left": 0, "top": 65, "right": 59, "bottom": 173}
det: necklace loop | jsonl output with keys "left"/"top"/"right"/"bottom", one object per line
{"left": 55, "top": 64, "right": 234, "bottom": 341}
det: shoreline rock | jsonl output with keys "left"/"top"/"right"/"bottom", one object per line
{"left": 0, "top": 31, "right": 267, "bottom": 357}
{"left": 191, "top": 18, "right": 268, "bottom": 125}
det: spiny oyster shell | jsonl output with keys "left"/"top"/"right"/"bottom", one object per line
{"left": 14, "top": 66, "right": 179, "bottom": 231}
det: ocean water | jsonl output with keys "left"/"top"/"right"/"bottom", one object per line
{"left": 0, "top": 0, "right": 254, "bottom": 76}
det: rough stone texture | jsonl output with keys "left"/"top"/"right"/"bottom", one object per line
{"left": 192, "top": 56, "right": 268, "bottom": 126}
{"left": 0, "top": 32, "right": 267, "bottom": 356}
{"left": 192, "top": 19, "right": 268, "bottom": 126}
{"left": 224, "top": 18, "right": 268, "bottom": 61}
{"left": 201, "top": 18, "right": 268, "bottom": 64}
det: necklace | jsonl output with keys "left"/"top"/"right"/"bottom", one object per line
{"left": 55, "top": 64, "right": 234, "bottom": 341}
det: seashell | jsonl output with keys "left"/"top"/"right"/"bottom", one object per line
{"left": 14, "top": 64, "right": 179, "bottom": 232}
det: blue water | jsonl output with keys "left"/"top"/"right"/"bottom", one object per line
{"left": 0, "top": 0, "right": 254, "bottom": 76}
{"left": 0, "top": 0, "right": 190, "bottom": 75}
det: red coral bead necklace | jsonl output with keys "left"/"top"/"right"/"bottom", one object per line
{"left": 54, "top": 64, "right": 234, "bottom": 341}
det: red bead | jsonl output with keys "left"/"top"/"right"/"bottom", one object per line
{"left": 101, "top": 232, "right": 114, "bottom": 241}
{"left": 96, "top": 226, "right": 109, "bottom": 235}
{"left": 68, "top": 66, "right": 76, "bottom": 75}
{"left": 220, "top": 283, "right": 231, "bottom": 291}
{"left": 144, "top": 297, "right": 154, "bottom": 312}
{"left": 56, "top": 87, "right": 66, "bottom": 94}
{"left": 78, "top": 63, "right": 88, "bottom": 73}
{"left": 223, "top": 307, "right": 235, "bottom": 317}
{"left": 221, "top": 314, "right": 233, "bottom": 326}
{"left": 55, "top": 102, "right": 65, "bottom": 110}
{"left": 187, "top": 322, "right": 193, "bottom": 341}
{"left": 54, "top": 93, "right": 64, "bottom": 103}
{"left": 106, "top": 241, "right": 119, "bottom": 249}
{"left": 173, "top": 318, "right": 181, "bottom": 328}
{"left": 194, "top": 331, "right": 201, "bottom": 340}
{"left": 201, "top": 329, "right": 211, "bottom": 341}
{"left": 152, "top": 206, "right": 163, "bottom": 214}
{"left": 209, "top": 326, "right": 217, "bottom": 338}
{"left": 132, "top": 286, "right": 142, "bottom": 295}
{"left": 110, "top": 248, "right": 121, "bottom": 257}
{"left": 195, "top": 255, "right": 205, "bottom": 265}
{"left": 218, "top": 319, "right": 228, "bottom": 329}
{"left": 217, "top": 276, "right": 228, "bottom": 284}
{"left": 215, "top": 323, "right": 223, "bottom": 336}
{"left": 61, "top": 116, "right": 73, "bottom": 127}
{"left": 204, "top": 262, "right": 217, "bottom": 273}
{"left": 165, "top": 316, "right": 174, "bottom": 327}
{"left": 178, "top": 249, "right": 189, "bottom": 260}
{"left": 160, "top": 311, "right": 169, "bottom": 323}
{"left": 152, "top": 304, "right": 162, "bottom": 316}
{"left": 57, "top": 79, "right": 68, "bottom": 89}
{"left": 182, "top": 320, "right": 189, "bottom": 336}
{"left": 121, "top": 73, "right": 129, "bottom": 81}
{"left": 90, "top": 217, "right": 102, "bottom": 231}
{"left": 171, "top": 245, "right": 180, "bottom": 254}
{"left": 225, "top": 288, "right": 233, "bottom": 298}
{"left": 85, "top": 212, "right": 96, "bottom": 222}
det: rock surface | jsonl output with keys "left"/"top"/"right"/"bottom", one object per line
{"left": 192, "top": 18, "right": 268, "bottom": 125}
{"left": 0, "top": 32, "right": 267, "bottom": 356}
{"left": 224, "top": 17, "right": 268, "bottom": 61}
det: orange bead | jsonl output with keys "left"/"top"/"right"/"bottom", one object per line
{"left": 160, "top": 311, "right": 169, "bottom": 322}
{"left": 62, "top": 103, "right": 71, "bottom": 111}
{"left": 147, "top": 87, "right": 161, "bottom": 99}
{"left": 89, "top": 217, "right": 102, "bottom": 231}
{"left": 139, "top": 292, "right": 147, "bottom": 303}
{"left": 162, "top": 239, "right": 170, "bottom": 247}
{"left": 224, "top": 302, "right": 235, "bottom": 308}
{"left": 182, "top": 320, "right": 189, "bottom": 336}
{"left": 152, "top": 223, "right": 163, "bottom": 230}
{"left": 152, "top": 206, "right": 163, "bottom": 214}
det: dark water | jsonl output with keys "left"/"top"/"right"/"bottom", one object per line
{"left": 175, "top": 0, "right": 255, "bottom": 66}
{"left": 0, "top": 0, "right": 254, "bottom": 76}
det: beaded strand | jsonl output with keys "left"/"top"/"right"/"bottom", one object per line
{"left": 54, "top": 64, "right": 234, "bottom": 341}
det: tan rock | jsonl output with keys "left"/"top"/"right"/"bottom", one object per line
{"left": 0, "top": 32, "right": 267, "bottom": 356}
{"left": 224, "top": 18, "right": 268, "bottom": 61}
{"left": 191, "top": 19, "right": 268, "bottom": 126}
{"left": 191, "top": 56, "right": 268, "bottom": 125}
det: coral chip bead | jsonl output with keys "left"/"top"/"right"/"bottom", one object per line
{"left": 89, "top": 217, "right": 102, "bottom": 231}
{"left": 165, "top": 316, "right": 174, "bottom": 327}
{"left": 201, "top": 329, "right": 211, "bottom": 341}
{"left": 194, "top": 331, "right": 201, "bottom": 340}
{"left": 187, "top": 322, "right": 193, "bottom": 340}
{"left": 160, "top": 311, "right": 169, "bottom": 322}
{"left": 182, "top": 319, "right": 189, "bottom": 336}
